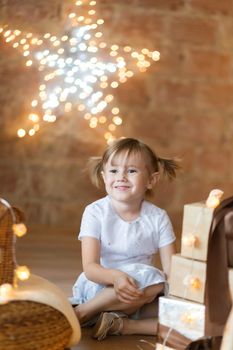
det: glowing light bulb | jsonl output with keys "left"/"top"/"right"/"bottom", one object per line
{"left": 108, "top": 124, "right": 116, "bottom": 131}
{"left": 182, "top": 234, "right": 198, "bottom": 247}
{"left": 111, "top": 45, "right": 119, "bottom": 51}
{"left": 4, "top": 30, "right": 11, "bottom": 37}
{"left": 28, "top": 128, "right": 36, "bottom": 136}
{"left": 206, "top": 196, "right": 220, "bottom": 208}
{"left": 206, "top": 189, "right": 224, "bottom": 208}
{"left": 31, "top": 99, "right": 38, "bottom": 107}
{"left": 95, "top": 32, "right": 102, "bottom": 38}
{"left": 107, "top": 135, "right": 115, "bottom": 144}
{"left": 69, "top": 12, "right": 76, "bottom": 19}
{"left": 190, "top": 277, "right": 201, "bottom": 290}
{"left": 15, "top": 266, "right": 30, "bottom": 281}
{"left": 111, "top": 107, "right": 119, "bottom": 115}
{"left": 105, "top": 94, "right": 114, "bottom": 102}
{"left": 12, "top": 223, "right": 27, "bottom": 237}
{"left": 0, "top": 283, "right": 14, "bottom": 303}
{"left": 126, "top": 70, "right": 134, "bottom": 77}
{"left": 181, "top": 312, "right": 195, "bottom": 325}
{"left": 99, "top": 42, "right": 107, "bottom": 48}
{"left": 17, "top": 129, "right": 26, "bottom": 138}
{"left": 29, "top": 113, "right": 39, "bottom": 122}
{"left": 183, "top": 275, "right": 201, "bottom": 290}
{"left": 112, "top": 116, "right": 122, "bottom": 125}
{"left": 152, "top": 51, "right": 160, "bottom": 61}
{"left": 97, "top": 19, "right": 104, "bottom": 25}
{"left": 104, "top": 132, "right": 112, "bottom": 140}
{"left": 111, "top": 82, "right": 119, "bottom": 88}
{"left": 26, "top": 60, "right": 33, "bottom": 66}
{"left": 84, "top": 113, "right": 91, "bottom": 120}
{"left": 99, "top": 116, "right": 107, "bottom": 123}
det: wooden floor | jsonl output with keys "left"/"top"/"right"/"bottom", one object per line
{"left": 16, "top": 225, "right": 156, "bottom": 350}
{"left": 16, "top": 225, "right": 221, "bottom": 350}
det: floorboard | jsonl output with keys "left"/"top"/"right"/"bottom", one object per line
{"left": 16, "top": 225, "right": 156, "bottom": 350}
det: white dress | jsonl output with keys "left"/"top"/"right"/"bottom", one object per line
{"left": 72, "top": 196, "right": 175, "bottom": 304}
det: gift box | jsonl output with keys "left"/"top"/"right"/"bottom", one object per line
{"left": 159, "top": 296, "right": 205, "bottom": 341}
{"left": 169, "top": 254, "right": 206, "bottom": 303}
{"left": 181, "top": 202, "right": 214, "bottom": 262}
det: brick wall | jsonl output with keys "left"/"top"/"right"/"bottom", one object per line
{"left": 0, "top": 0, "right": 233, "bottom": 231}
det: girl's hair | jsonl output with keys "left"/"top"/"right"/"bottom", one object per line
{"left": 88, "top": 138, "right": 180, "bottom": 188}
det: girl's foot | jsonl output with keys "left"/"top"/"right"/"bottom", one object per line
{"left": 92, "top": 312, "right": 125, "bottom": 341}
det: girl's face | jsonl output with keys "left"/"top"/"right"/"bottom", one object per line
{"left": 102, "top": 151, "right": 157, "bottom": 205}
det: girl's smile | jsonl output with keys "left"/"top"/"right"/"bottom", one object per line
{"left": 114, "top": 185, "right": 130, "bottom": 190}
{"left": 101, "top": 151, "right": 157, "bottom": 208}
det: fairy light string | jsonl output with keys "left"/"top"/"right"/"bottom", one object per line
{"left": 0, "top": 198, "right": 29, "bottom": 303}
{"left": 0, "top": 0, "right": 160, "bottom": 143}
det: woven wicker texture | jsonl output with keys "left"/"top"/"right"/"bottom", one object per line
{"left": 0, "top": 206, "right": 23, "bottom": 285}
{"left": 0, "top": 203, "right": 73, "bottom": 350}
{"left": 0, "top": 300, "right": 72, "bottom": 350}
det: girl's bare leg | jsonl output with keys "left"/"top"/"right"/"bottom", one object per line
{"left": 75, "top": 283, "right": 163, "bottom": 324}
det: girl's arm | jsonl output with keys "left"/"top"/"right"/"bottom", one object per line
{"left": 81, "top": 236, "right": 119, "bottom": 285}
{"left": 159, "top": 242, "right": 176, "bottom": 281}
{"left": 81, "top": 236, "right": 142, "bottom": 302}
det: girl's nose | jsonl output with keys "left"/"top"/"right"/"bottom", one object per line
{"left": 116, "top": 170, "right": 127, "bottom": 180}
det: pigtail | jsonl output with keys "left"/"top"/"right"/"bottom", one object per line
{"left": 157, "top": 157, "right": 180, "bottom": 180}
{"left": 88, "top": 157, "right": 103, "bottom": 188}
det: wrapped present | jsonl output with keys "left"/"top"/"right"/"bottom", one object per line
{"left": 169, "top": 254, "right": 206, "bottom": 303}
{"left": 159, "top": 296, "right": 205, "bottom": 341}
{"left": 181, "top": 202, "right": 214, "bottom": 262}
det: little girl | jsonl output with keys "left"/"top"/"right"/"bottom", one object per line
{"left": 72, "top": 137, "right": 179, "bottom": 340}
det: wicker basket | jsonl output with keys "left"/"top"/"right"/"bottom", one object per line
{"left": 0, "top": 205, "right": 21, "bottom": 285}
{"left": 0, "top": 203, "right": 73, "bottom": 350}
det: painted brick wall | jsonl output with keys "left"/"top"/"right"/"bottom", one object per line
{"left": 0, "top": 0, "right": 233, "bottom": 231}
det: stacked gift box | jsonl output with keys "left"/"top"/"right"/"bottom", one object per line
{"left": 155, "top": 191, "right": 233, "bottom": 349}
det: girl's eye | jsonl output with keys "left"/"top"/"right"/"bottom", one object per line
{"left": 128, "top": 169, "right": 137, "bottom": 173}
{"left": 109, "top": 169, "right": 117, "bottom": 173}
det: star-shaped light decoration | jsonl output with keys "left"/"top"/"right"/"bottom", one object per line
{"left": 0, "top": 0, "right": 160, "bottom": 143}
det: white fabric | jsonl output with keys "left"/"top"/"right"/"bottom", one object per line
{"left": 72, "top": 196, "right": 175, "bottom": 304}
{"left": 0, "top": 274, "right": 81, "bottom": 347}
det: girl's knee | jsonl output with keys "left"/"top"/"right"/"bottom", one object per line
{"left": 143, "top": 283, "right": 164, "bottom": 300}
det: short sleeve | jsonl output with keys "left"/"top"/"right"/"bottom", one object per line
{"left": 78, "top": 204, "right": 101, "bottom": 241}
{"left": 158, "top": 211, "right": 176, "bottom": 248}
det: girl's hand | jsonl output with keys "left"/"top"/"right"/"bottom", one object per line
{"left": 113, "top": 272, "right": 143, "bottom": 304}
